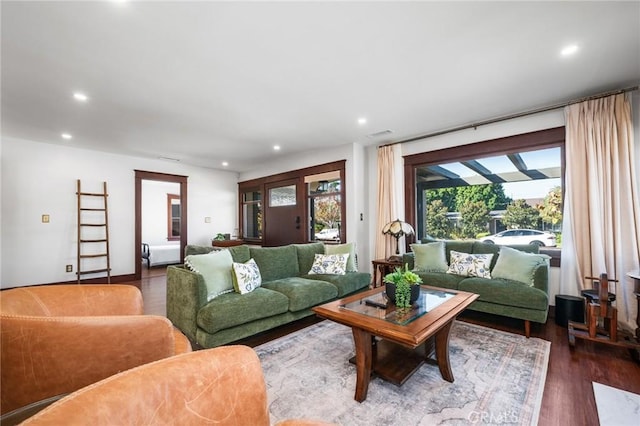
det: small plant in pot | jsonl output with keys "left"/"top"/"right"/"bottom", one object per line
{"left": 383, "top": 264, "right": 423, "bottom": 308}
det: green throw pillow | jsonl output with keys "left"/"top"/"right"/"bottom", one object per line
{"left": 184, "top": 249, "right": 234, "bottom": 301}
{"left": 411, "top": 242, "right": 447, "bottom": 272}
{"left": 232, "top": 258, "right": 262, "bottom": 294}
{"left": 446, "top": 250, "right": 493, "bottom": 278}
{"left": 325, "top": 242, "right": 357, "bottom": 272}
{"left": 492, "top": 246, "right": 550, "bottom": 286}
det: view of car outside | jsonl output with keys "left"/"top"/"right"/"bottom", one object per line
{"left": 423, "top": 183, "right": 562, "bottom": 249}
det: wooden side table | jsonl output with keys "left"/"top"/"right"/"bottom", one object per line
{"left": 371, "top": 258, "right": 403, "bottom": 288}
{"left": 212, "top": 239, "right": 244, "bottom": 248}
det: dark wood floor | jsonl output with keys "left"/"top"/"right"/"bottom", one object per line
{"left": 138, "top": 266, "right": 640, "bottom": 425}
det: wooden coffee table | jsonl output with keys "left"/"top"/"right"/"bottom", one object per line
{"left": 312, "top": 285, "right": 478, "bottom": 402}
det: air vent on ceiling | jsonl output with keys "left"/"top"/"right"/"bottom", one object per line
{"left": 366, "top": 129, "right": 393, "bottom": 138}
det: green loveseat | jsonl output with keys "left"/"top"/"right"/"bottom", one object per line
{"left": 167, "top": 242, "right": 371, "bottom": 348}
{"left": 402, "top": 240, "right": 549, "bottom": 337}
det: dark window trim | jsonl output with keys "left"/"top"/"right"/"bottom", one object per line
{"left": 403, "top": 126, "right": 565, "bottom": 267}
{"left": 167, "top": 193, "right": 180, "bottom": 241}
{"left": 238, "top": 160, "right": 346, "bottom": 245}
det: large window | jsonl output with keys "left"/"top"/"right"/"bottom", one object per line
{"left": 404, "top": 127, "right": 564, "bottom": 263}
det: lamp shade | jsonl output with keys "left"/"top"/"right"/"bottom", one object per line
{"left": 382, "top": 219, "right": 415, "bottom": 238}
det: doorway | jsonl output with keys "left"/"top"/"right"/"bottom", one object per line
{"left": 134, "top": 170, "right": 188, "bottom": 280}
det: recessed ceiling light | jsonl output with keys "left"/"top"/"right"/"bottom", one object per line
{"left": 561, "top": 44, "right": 579, "bottom": 57}
{"left": 61, "top": 133, "right": 72, "bottom": 140}
{"left": 73, "top": 92, "right": 88, "bottom": 102}
{"left": 358, "top": 117, "right": 367, "bottom": 125}
{"left": 273, "top": 145, "right": 281, "bottom": 151}
{"left": 222, "top": 161, "right": 229, "bottom": 167}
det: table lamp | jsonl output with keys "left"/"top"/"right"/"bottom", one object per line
{"left": 382, "top": 219, "right": 415, "bottom": 262}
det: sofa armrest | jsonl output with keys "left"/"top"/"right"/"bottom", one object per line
{"left": 532, "top": 263, "right": 549, "bottom": 295}
{"left": 166, "top": 265, "right": 208, "bottom": 342}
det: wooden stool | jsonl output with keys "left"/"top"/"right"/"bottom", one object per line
{"left": 568, "top": 273, "right": 640, "bottom": 361}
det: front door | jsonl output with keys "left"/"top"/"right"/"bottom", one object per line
{"left": 264, "top": 178, "right": 306, "bottom": 246}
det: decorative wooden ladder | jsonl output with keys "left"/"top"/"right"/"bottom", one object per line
{"left": 76, "top": 180, "right": 111, "bottom": 283}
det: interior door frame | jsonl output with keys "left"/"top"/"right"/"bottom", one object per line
{"left": 134, "top": 170, "right": 188, "bottom": 280}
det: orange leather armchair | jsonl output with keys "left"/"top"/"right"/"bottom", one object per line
{"left": 20, "top": 345, "right": 333, "bottom": 426}
{"left": 0, "top": 284, "right": 192, "bottom": 415}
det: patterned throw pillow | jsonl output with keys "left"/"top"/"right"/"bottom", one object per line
{"left": 325, "top": 243, "right": 357, "bottom": 272}
{"left": 446, "top": 250, "right": 493, "bottom": 278}
{"left": 232, "top": 258, "right": 262, "bottom": 294}
{"left": 307, "top": 253, "right": 349, "bottom": 275}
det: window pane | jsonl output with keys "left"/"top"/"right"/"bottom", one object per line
{"left": 269, "top": 185, "right": 296, "bottom": 207}
{"left": 243, "top": 202, "right": 262, "bottom": 239}
{"left": 417, "top": 146, "right": 562, "bottom": 243}
{"left": 310, "top": 194, "right": 341, "bottom": 241}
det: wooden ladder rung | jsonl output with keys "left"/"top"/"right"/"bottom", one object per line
{"left": 80, "top": 208, "right": 106, "bottom": 211}
{"left": 80, "top": 239, "right": 107, "bottom": 243}
{"left": 80, "top": 253, "right": 108, "bottom": 258}
{"left": 77, "top": 268, "right": 111, "bottom": 275}
{"left": 80, "top": 223, "right": 107, "bottom": 227}
{"left": 78, "top": 192, "right": 108, "bottom": 197}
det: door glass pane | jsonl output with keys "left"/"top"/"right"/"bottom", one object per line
{"left": 269, "top": 185, "right": 296, "bottom": 207}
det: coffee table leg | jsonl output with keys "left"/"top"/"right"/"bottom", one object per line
{"left": 435, "top": 321, "right": 454, "bottom": 382}
{"left": 352, "top": 327, "right": 372, "bottom": 402}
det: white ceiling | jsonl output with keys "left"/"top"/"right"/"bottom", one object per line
{"left": 2, "top": 1, "right": 639, "bottom": 172}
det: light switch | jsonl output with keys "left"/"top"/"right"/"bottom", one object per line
{"left": 42, "top": 214, "right": 50, "bottom": 223}
{"left": 205, "top": 217, "right": 211, "bottom": 223}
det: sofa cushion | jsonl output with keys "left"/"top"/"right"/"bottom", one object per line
{"left": 447, "top": 251, "right": 493, "bottom": 278}
{"left": 411, "top": 242, "right": 448, "bottom": 272}
{"left": 471, "top": 242, "right": 539, "bottom": 270}
{"left": 294, "top": 243, "right": 325, "bottom": 274}
{"left": 458, "top": 277, "right": 549, "bottom": 311}
{"left": 325, "top": 243, "right": 357, "bottom": 272}
{"left": 228, "top": 245, "right": 251, "bottom": 263}
{"left": 196, "top": 288, "right": 289, "bottom": 334}
{"left": 443, "top": 241, "right": 475, "bottom": 263}
{"left": 308, "top": 253, "right": 349, "bottom": 275}
{"left": 414, "top": 271, "right": 465, "bottom": 290}
{"left": 249, "top": 245, "right": 300, "bottom": 281}
{"left": 300, "top": 272, "right": 370, "bottom": 297}
{"left": 185, "top": 244, "right": 215, "bottom": 257}
{"left": 232, "top": 258, "right": 262, "bottom": 294}
{"left": 491, "top": 246, "right": 550, "bottom": 286}
{"left": 184, "top": 250, "right": 234, "bottom": 301}
{"left": 261, "top": 277, "right": 338, "bottom": 312}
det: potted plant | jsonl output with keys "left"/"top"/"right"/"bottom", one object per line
{"left": 383, "top": 264, "right": 423, "bottom": 308}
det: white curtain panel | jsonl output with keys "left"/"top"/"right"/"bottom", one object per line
{"left": 561, "top": 93, "right": 640, "bottom": 331}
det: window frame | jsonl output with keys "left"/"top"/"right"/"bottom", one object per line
{"left": 238, "top": 160, "right": 346, "bottom": 245}
{"left": 403, "top": 126, "right": 565, "bottom": 266}
{"left": 167, "top": 193, "right": 181, "bottom": 241}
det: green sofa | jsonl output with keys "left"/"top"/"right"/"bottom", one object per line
{"left": 167, "top": 242, "right": 371, "bottom": 348}
{"left": 402, "top": 240, "right": 549, "bottom": 337}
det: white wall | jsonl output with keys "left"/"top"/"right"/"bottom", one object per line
{"left": 1, "top": 137, "right": 238, "bottom": 288}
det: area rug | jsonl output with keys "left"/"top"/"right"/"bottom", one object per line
{"left": 255, "top": 320, "right": 550, "bottom": 426}
{"left": 593, "top": 382, "right": 640, "bottom": 426}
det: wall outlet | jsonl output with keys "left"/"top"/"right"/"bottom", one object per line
{"left": 204, "top": 217, "right": 211, "bottom": 223}
{"left": 66, "top": 265, "right": 73, "bottom": 273}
